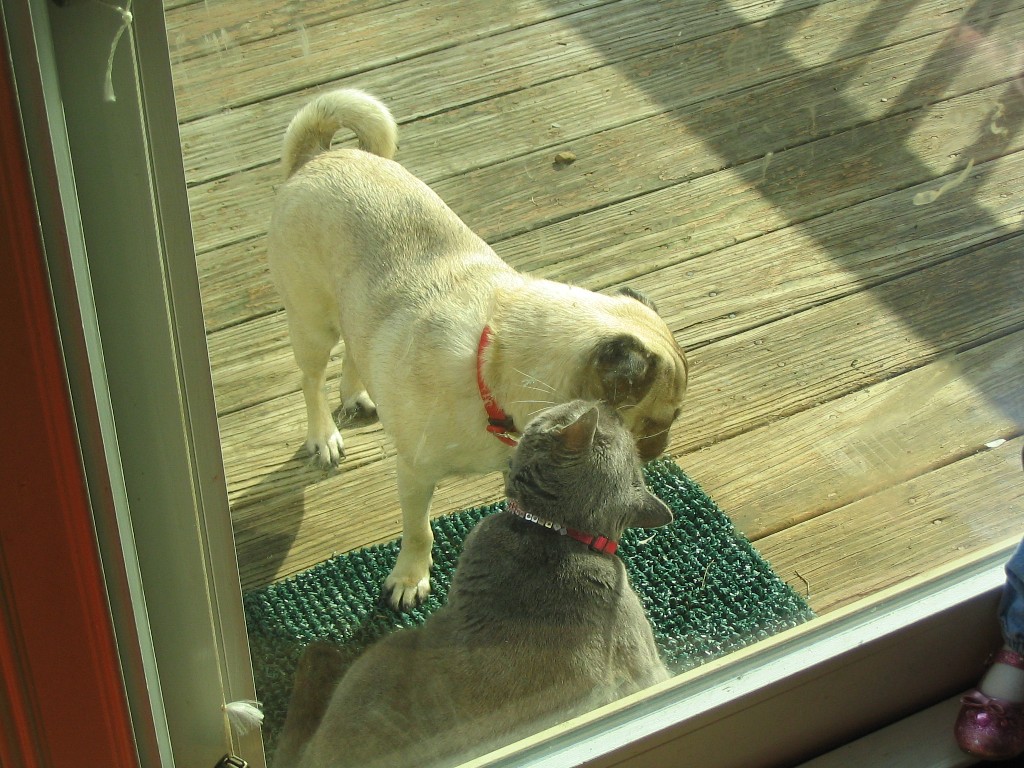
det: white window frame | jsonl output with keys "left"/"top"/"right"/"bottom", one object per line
{"left": 4, "top": 0, "right": 1012, "bottom": 765}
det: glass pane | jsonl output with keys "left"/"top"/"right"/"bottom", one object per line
{"left": 163, "top": 0, "right": 1024, "bottom": 764}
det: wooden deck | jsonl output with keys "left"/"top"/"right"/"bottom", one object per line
{"left": 166, "top": 0, "right": 1024, "bottom": 617}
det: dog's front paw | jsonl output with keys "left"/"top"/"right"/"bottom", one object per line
{"left": 382, "top": 568, "right": 431, "bottom": 612}
{"left": 305, "top": 429, "right": 345, "bottom": 467}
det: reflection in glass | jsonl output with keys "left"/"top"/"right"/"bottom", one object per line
{"left": 164, "top": 0, "right": 1024, "bottom": 763}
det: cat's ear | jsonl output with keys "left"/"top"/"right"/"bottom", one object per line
{"left": 632, "top": 491, "right": 673, "bottom": 529}
{"left": 554, "top": 405, "right": 600, "bottom": 453}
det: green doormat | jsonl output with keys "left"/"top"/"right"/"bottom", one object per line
{"left": 244, "top": 458, "right": 813, "bottom": 753}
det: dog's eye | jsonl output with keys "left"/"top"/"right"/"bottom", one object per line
{"left": 672, "top": 408, "right": 682, "bottom": 420}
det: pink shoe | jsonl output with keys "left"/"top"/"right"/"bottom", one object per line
{"left": 955, "top": 650, "right": 1024, "bottom": 761}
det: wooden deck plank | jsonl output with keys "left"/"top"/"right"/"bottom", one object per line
{"left": 623, "top": 152, "right": 1024, "bottom": 345}
{"left": 207, "top": 311, "right": 305, "bottom": 417}
{"left": 671, "top": 236, "right": 1023, "bottom": 450}
{"left": 182, "top": 0, "right": 1008, "bottom": 254}
{"left": 164, "top": 0, "right": 407, "bottom": 63}
{"left": 168, "top": 0, "right": 737, "bottom": 123}
{"left": 195, "top": 237, "right": 275, "bottom": 333}
{"left": 177, "top": 0, "right": 1008, "bottom": 187}
{"left": 180, "top": 0, "right": 832, "bottom": 252}
{"left": 429, "top": 83, "right": 1015, "bottom": 250}
{"left": 756, "top": 436, "right": 1024, "bottom": 615}
{"left": 392, "top": 3, "right": 1022, "bottom": 200}
{"left": 170, "top": 0, "right": 588, "bottom": 120}
{"left": 226, "top": 235, "right": 1023, "bottom": 588}
{"left": 162, "top": 0, "right": 203, "bottom": 11}
{"left": 682, "top": 329, "right": 1024, "bottom": 541}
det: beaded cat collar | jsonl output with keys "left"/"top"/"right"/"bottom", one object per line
{"left": 476, "top": 325, "right": 519, "bottom": 446}
{"left": 506, "top": 498, "right": 618, "bottom": 555}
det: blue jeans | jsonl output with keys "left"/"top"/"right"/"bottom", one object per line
{"left": 1002, "top": 540, "right": 1024, "bottom": 655}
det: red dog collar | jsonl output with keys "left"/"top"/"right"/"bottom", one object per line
{"left": 476, "top": 325, "right": 519, "bottom": 446}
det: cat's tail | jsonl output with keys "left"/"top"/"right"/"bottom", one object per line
{"left": 280, "top": 88, "right": 398, "bottom": 179}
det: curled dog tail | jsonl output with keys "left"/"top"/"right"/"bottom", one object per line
{"left": 280, "top": 88, "right": 398, "bottom": 179}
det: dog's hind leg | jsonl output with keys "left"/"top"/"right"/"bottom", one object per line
{"left": 288, "top": 313, "right": 346, "bottom": 467}
{"left": 383, "top": 458, "right": 436, "bottom": 611}
{"left": 340, "top": 354, "right": 377, "bottom": 418}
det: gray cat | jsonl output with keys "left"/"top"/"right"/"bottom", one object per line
{"left": 275, "top": 400, "right": 673, "bottom": 768}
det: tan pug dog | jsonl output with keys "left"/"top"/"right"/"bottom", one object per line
{"left": 268, "top": 89, "right": 687, "bottom": 610}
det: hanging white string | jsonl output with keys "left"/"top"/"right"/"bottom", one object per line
{"left": 95, "top": 0, "right": 134, "bottom": 102}
{"left": 223, "top": 700, "right": 264, "bottom": 737}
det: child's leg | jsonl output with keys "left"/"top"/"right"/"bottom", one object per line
{"left": 1001, "top": 540, "right": 1024, "bottom": 654}
{"left": 955, "top": 450, "right": 1024, "bottom": 760}
{"left": 980, "top": 541, "right": 1024, "bottom": 701}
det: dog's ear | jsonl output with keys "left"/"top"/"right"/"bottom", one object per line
{"left": 583, "top": 334, "right": 659, "bottom": 408}
{"left": 617, "top": 286, "right": 659, "bottom": 314}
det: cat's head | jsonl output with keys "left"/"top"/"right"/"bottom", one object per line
{"left": 505, "top": 400, "right": 672, "bottom": 540}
